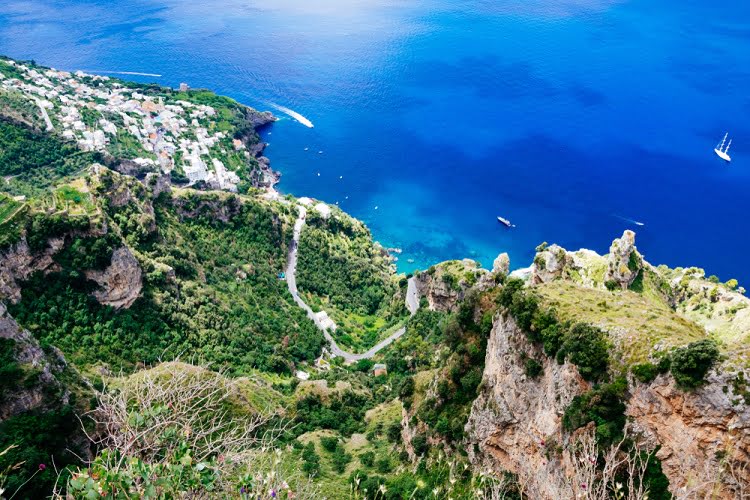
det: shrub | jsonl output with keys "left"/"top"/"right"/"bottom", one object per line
{"left": 375, "top": 457, "right": 392, "bottom": 474}
{"left": 302, "top": 442, "right": 320, "bottom": 476}
{"left": 359, "top": 450, "right": 375, "bottom": 467}
{"left": 398, "top": 376, "right": 415, "bottom": 399}
{"left": 411, "top": 435, "right": 428, "bottom": 456}
{"left": 563, "top": 378, "right": 627, "bottom": 447}
{"left": 560, "top": 323, "right": 609, "bottom": 382}
{"left": 320, "top": 436, "right": 339, "bottom": 453}
{"left": 331, "top": 447, "right": 352, "bottom": 473}
{"left": 386, "top": 422, "right": 402, "bottom": 443}
{"left": 631, "top": 362, "right": 658, "bottom": 384}
{"left": 524, "top": 358, "right": 543, "bottom": 378}
{"left": 671, "top": 339, "right": 720, "bottom": 389}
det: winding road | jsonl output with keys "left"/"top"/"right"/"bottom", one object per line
{"left": 286, "top": 206, "right": 419, "bottom": 362}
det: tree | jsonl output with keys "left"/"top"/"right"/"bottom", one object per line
{"left": 671, "top": 339, "right": 720, "bottom": 389}
{"left": 302, "top": 443, "right": 321, "bottom": 476}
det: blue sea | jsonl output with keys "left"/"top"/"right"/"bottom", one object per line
{"left": 2, "top": 0, "right": 749, "bottom": 282}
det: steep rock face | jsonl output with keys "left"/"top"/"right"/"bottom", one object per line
{"left": 0, "top": 237, "right": 64, "bottom": 304}
{"left": 466, "top": 314, "right": 589, "bottom": 498}
{"left": 492, "top": 252, "right": 510, "bottom": 276}
{"left": 605, "top": 230, "right": 642, "bottom": 289}
{"left": 531, "top": 244, "right": 570, "bottom": 284}
{"left": 84, "top": 246, "right": 143, "bottom": 309}
{"left": 414, "top": 260, "right": 485, "bottom": 312}
{"left": 243, "top": 108, "right": 276, "bottom": 129}
{"left": 627, "top": 372, "right": 750, "bottom": 497}
{"left": 467, "top": 312, "right": 750, "bottom": 497}
{"left": 0, "top": 302, "right": 70, "bottom": 420}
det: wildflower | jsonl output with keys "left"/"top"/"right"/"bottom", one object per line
{"left": 271, "top": 489, "right": 277, "bottom": 498}
{"left": 39, "top": 463, "right": 46, "bottom": 470}
{"left": 379, "top": 484, "right": 387, "bottom": 494}
{"left": 540, "top": 440, "right": 545, "bottom": 446}
{"left": 581, "top": 484, "right": 587, "bottom": 489}
{"left": 240, "top": 487, "right": 246, "bottom": 494}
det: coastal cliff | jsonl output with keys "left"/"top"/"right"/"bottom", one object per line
{"left": 1, "top": 56, "right": 749, "bottom": 498}
{"left": 466, "top": 232, "right": 750, "bottom": 498}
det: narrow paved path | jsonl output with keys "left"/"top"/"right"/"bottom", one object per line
{"left": 35, "top": 98, "right": 54, "bottom": 131}
{"left": 286, "top": 206, "right": 418, "bottom": 362}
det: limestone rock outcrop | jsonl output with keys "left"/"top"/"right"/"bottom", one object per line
{"left": 531, "top": 244, "right": 570, "bottom": 284}
{"left": 627, "top": 372, "right": 750, "bottom": 497}
{"left": 466, "top": 310, "right": 750, "bottom": 498}
{"left": 466, "top": 313, "right": 589, "bottom": 498}
{"left": 414, "top": 260, "right": 485, "bottom": 312}
{"left": 605, "top": 230, "right": 642, "bottom": 289}
{"left": 85, "top": 246, "right": 143, "bottom": 309}
{"left": 0, "top": 237, "right": 64, "bottom": 304}
{"left": 492, "top": 252, "right": 510, "bottom": 276}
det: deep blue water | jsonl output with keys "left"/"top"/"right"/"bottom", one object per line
{"left": 2, "top": 0, "right": 749, "bottom": 282}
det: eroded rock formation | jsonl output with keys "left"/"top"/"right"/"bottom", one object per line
{"left": 466, "top": 313, "right": 588, "bottom": 498}
{"left": 467, "top": 311, "right": 750, "bottom": 498}
{"left": 606, "top": 229, "right": 642, "bottom": 289}
{"left": 0, "top": 237, "right": 64, "bottom": 303}
{"left": 627, "top": 372, "right": 750, "bottom": 497}
{"left": 85, "top": 246, "right": 143, "bottom": 309}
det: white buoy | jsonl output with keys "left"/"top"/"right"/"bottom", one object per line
{"left": 318, "top": 151, "right": 323, "bottom": 154}
{"left": 375, "top": 206, "right": 378, "bottom": 210}
{"left": 304, "top": 147, "right": 309, "bottom": 151}
{"left": 317, "top": 172, "right": 320, "bottom": 176}
{"left": 339, "top": 175, "right": 343, "bottom": 179}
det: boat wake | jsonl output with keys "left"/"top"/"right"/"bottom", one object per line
{"left": 80, "top": 70, "right": 162, "bottom": 77}
{"left": 612, "top": 214, "right": 645, "bottom": 227}
{"left": 266, "top": 102, "right": 314, "bottom": 128}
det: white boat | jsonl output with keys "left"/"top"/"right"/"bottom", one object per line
{"left": 497, "top": 216, "right": 515, "bottom": 228}
{"left": 714, "top": 133, "right": 732, "bottom": 162}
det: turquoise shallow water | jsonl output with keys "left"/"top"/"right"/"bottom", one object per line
{"left": 1, "top": 0, "right": 749, "bottom": 281}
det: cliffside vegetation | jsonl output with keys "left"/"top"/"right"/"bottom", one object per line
{"left": 296, "top": 208, "right": 406, "bottom": 351}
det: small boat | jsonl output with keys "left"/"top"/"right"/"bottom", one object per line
{"left": 714, "top": 133, "right": 732, "bottom": 162}
{"left": 497, "top": 216, "right": 515, "bottom": 228}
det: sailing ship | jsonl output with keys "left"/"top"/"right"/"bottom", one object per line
{"left": 497, "top": 216, "right": 515, "bottom": 228}
{"left": 714, "top": 133, "right": 732, "bottom": 162}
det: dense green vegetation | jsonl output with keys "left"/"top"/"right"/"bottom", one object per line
{"left": 297, "top": 212, "right": 397, "bottom": 317}
{"left": 412, "top": 291, "right": 491, "bottom": 443}
{"left": 0, "top": 119, "right": 99, "bottom": 198}
{"left": 0, "top": 407, "right": 83, "bottom": 498}
{"left": 294, "top": 391, "right": 373, "bottom": 437}
{"left": 9, "top": 188, "right": 324, "bottom": 374}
